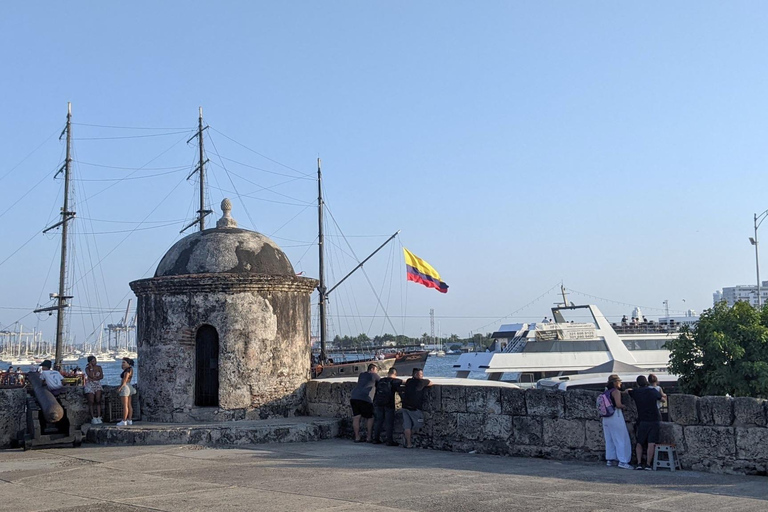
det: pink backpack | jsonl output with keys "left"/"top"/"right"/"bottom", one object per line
{"left": 596, "top": 389, "right": 615, "bottom": 417}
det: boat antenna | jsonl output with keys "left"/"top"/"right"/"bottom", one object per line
{"left": 560, "top": 284, "right": 569, "bottom": 307}
{"left": 317, "top": 158, "right": 328, "bottom": 363}
{"left": 36, "top": 102, "right": 76, "bottom": 370}
{"left": 181, "top": 106, "right": 212, "bottom": 233}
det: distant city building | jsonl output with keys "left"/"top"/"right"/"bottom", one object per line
{"left": 713, "top": 282, "right": 768, "bottom": 307}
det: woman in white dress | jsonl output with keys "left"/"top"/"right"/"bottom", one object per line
{"left": 602, "top": 374, "right": 633, "bottom": 469}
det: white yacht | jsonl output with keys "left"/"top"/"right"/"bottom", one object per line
{"left": 455, "top": 301, "right": 693, "bottom": 383}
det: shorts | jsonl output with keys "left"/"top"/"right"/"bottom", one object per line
{"left": 636, "top": 421, "right": 660, "bottom": 446}
{"left": 84, "top": 380, "right": 103, "bottom": 394}
{"left": 402, "top": 409, "right": 424, "bottom": 432}
{"left": 118, "top": 385, "right": 133, "bottom": 397}
{"left": 350, "top": 399, "right": 374, "bottom": 419}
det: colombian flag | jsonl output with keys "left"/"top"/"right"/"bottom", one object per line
{"left": 403, "top": 248, "right": 449, "bottom": 293}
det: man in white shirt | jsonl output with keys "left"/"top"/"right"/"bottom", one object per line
{"left": 39, "top": 360, "right": 64, "bottom": 394}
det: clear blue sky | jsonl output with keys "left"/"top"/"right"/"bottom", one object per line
{"left": 2, "top": 2, "right": 767, "bottom": 345}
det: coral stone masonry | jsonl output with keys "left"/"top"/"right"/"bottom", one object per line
{"left": 129, "top": 200, "right": 317, "bottom": 422}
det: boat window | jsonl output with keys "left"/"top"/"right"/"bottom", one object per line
{"left": 622, "top": 339, "right": 669, "bottom": 350}
{"left": 524, "top": 340, "right": 608, "bottom": 352}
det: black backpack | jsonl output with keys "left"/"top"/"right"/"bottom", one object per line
{"left": 373, "top": 378, "right": 394, "bottom": 406}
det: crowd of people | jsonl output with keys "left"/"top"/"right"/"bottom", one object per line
{"left": 349, "top": 364, "right": 433, "bottom": 448}
{"left": 601, "top": 373, "right": 666, "bottom": 470}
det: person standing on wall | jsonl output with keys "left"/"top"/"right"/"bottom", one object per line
{"left": 372, "top": 367, "right": 403, "bottom": 446}
{"left": 602, "top": 374, "right": 633, "bottom": 469}
{"left": 117, "top": 357, "right": 135, "bottom": 427}
{"left": 629, "top": 375, "right": 665, "bottom": 470}
{"left": 349, "top": 363, "right": 380, "bottom": 442}
{"left": 399, "top": 368, "right": 433, "bottom": 449}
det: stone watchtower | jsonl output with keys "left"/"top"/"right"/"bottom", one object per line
{"left": 129, "top": 199, "right": 317, "bottom": 422}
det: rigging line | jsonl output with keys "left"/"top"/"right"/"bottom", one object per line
{"left": 72, "top": 122, "right": 193, "bottom": 130}
{"left": 268, "top": 205, "right": 313, "bottom": 238}
{"left": 0, "top": 126, "right": 62, "bottom": 183}
{"left": 73, "top": 130, "right": 192, "bottom": 140}
{"left": 74, "top": 161, "right": 189, "bottom": 171}
{"left": 0, "top": 231, "right": 42, "bottom": 269}
{"left": 206, "top": 131, "right": 257, "bottom": 229}
{"left": 77, "top": 217, "right": 187, "bottom": 225}
{"left": 70, "top": 174, "right": 189, "bottom": 289}
{"left": 72, "top": 169, "right": 186, "bottom": 182}
{"left": 472, "top": 282, "right": 564, "bottom": 333}
{"left": 79, "top": 132, "right": 191, "bottom": 203}
{"left": 0, "top": 164, "right": 61, "bottom": 221}
{"left": 292, "top": 235, "right": 318, "bottom": 268}
{"left": 206, "top": 183, "right": 312, "bottom": 207}
{"left": 568, "top": 289, "right": 687, "bottom": 314}
{"left": 208, "top": 127, "right": 313, "bottom": 178}
{"left": 75, "top": 221, "right": 209, "bottom": 235}
{"left": 206, "top": 151, "right": 314, "bottom": 179}
{"left": 325, "top": 205, "right": 399, "bottom": 334}
{"left": 208, "top": 161, "right": 314, "bottom": 203}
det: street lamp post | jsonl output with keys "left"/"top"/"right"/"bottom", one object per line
{"left": 750, "top": 210, "right": 768, "bottom": 308}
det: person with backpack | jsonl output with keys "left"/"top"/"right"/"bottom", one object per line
{"left": 350, "top": 363, "right": 380, "bottom": 442}
{"left": 599, "top": 374, "right": 633, "bottom": 469}
{"left": 372, "top": 367, "right": 403, "bottom": 446}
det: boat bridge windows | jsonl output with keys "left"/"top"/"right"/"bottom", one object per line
{"left": 622, "top": 339, "right": 669, "bottom": 351}
{"left": 522, "top": 340, "right": 608, "bottom": 353}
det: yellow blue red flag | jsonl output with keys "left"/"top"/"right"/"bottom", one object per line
{"left": 403, "top": 248, "right": 448, "bottom": 293}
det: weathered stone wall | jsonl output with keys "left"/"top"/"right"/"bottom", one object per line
{"left": 0, "top": 388, "right": 27, "bottom": 448}
{"left": 131, "top": 274, "right": 316, "bottom": 422}
{"left": 307, "top": 381, "right": 768, "bottom": 476}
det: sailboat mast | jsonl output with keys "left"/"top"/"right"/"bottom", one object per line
{"left": 198, "top": 107, "right": 206, "bottom": 231}
{"left": 317, "top": 158, "right": 327, "bottom": 363}
{"left": 55, "top": 102, "right": 74, "bottom": 369}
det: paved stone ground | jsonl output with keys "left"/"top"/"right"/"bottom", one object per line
{"left": 0, "top": 439, "right": 766, "bottom": 512}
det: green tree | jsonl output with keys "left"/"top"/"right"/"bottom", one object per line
{"left": 667, "top": 301, "right": 768, "bottom": 397}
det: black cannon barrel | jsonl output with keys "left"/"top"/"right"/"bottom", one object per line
{"left": 26, "top": 372, "right": 64, "bottom": 423}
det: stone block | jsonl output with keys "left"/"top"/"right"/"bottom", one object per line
{"left": 0, "top": 388, "right": 26, "bottom": 448}
{"left": 431, "top": 412, "right": 459, "bottom": 439}
{"left": 668, "top": 394, "right": 698, "bottom": 425}
{"left": 512, "top": 416, "right": 543, "bottom": 445}
{"left": 542, "top": 418, "right": 585, "bottom": 448}
{"left": 525, "top": 389, "right": 564, "bottom": 418}
{"left": 482, "top": 413, "right": 513, "bottom": 440}
{"left": 733, "top": 397, "right": 767, "bottom": 427}
{"left": 735, "top": 427, "right": 768, "bottom": 460}
{"left": 466, "top": 386, "right": 501, "bottom": 414}
{"left": 500, "top": 387, "right": 526, "bottom": 416}
{"left": 422, "top": 385, "right": 442, "bottom": 413}
{"left": 658, "top": 422, "right": 685, "bottom": 452}
{"left": 456, "top": 413, "right": 486, "bottom": 441}
{"left": 440, "top": 385, "right": 466, "bottom": 413}
{"left": 306, "top": 380, "right": 320, "bottom": 403}
{"left": 698, "top": 396, "right": 733, "bottom": 426}
{"left": 564, "top": 389, "right": 600, "bottom": 420}
{"left": 584, "top": 420, "right": 604, "bottom": 451}
{"left": 684, "top": 426, "right": 735, "bottom": 460}
{"left": 620, "top": 392, "right": 637, "bottom": 424}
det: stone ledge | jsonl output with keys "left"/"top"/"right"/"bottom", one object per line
{"left": 85, "top": 417, "right": 341, "bottom": 447}
{"left": 130, "top": 274, "right": 318, "bottom": 295}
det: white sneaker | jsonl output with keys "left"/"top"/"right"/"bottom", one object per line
{"left": 96, "top": 417, "right": 103, "bottom": 424}
{"left": 116, "top": 420, "right": 128, "bottom": 426}
{"left": 618, "top": 462, "right": 634, "bottom": 470}
{"left": 606, "top": 460, "right": 618, "bottom": 467}
{"left": 127, "top": 420, "right": 133, "bottom": 425}
{"left": 91, "top": 418, "right": 99, "bottom": 425}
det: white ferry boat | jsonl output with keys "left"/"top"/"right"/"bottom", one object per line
{"left": 455, "top": 300, "right": 696, "bottom": 383}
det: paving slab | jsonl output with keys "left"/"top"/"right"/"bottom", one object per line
{"left": 0, "top": 439, "right": 766, "bottom": 512}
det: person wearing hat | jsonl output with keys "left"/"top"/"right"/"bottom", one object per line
{"left": 39, "top": 360, "right": 64, "bottom": 395}
{"left": 602, "top": 374, "right": 633, "bottom": 469}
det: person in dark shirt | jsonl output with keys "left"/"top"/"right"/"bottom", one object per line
{"left": 349, "top": 364, "right": 380, "bottom": 442}
{"left": 399, "top": 368, "right": 433, "bottom": 448}
{"left": 372, "top": 367, "right": 403, "bottom": 446}
{"left": 628, "top": 375, "right": 665, "bottom": 470}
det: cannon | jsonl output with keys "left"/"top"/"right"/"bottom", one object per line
{"left": 19, "top": 372, "right": 81, "bottom": 450}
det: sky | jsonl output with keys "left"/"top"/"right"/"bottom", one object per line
{"left": 2, "top": 2, "right": 768, "bottom": 346}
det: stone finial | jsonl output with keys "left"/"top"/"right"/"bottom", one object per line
{"left": 216, "top": 198, "right": 238, "bottom": 228}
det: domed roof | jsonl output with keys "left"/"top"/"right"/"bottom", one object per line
{"left": 155, "top": 199, "right": 295, "bottom": 277}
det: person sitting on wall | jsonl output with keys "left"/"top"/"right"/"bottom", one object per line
{"left": 85, "top": 355, "right": 104, "bottom": 425}
{"left": 399, "top": 368, "right": 433, "bottom": 449}
{"left": 39, "top": 360, "right": 64, "bottom": 396}
{"left": 349, "top": 363, "right": 380, "bottom": 442}
{"left": 628, "top": 375, "right": 665, "bottom": 470}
